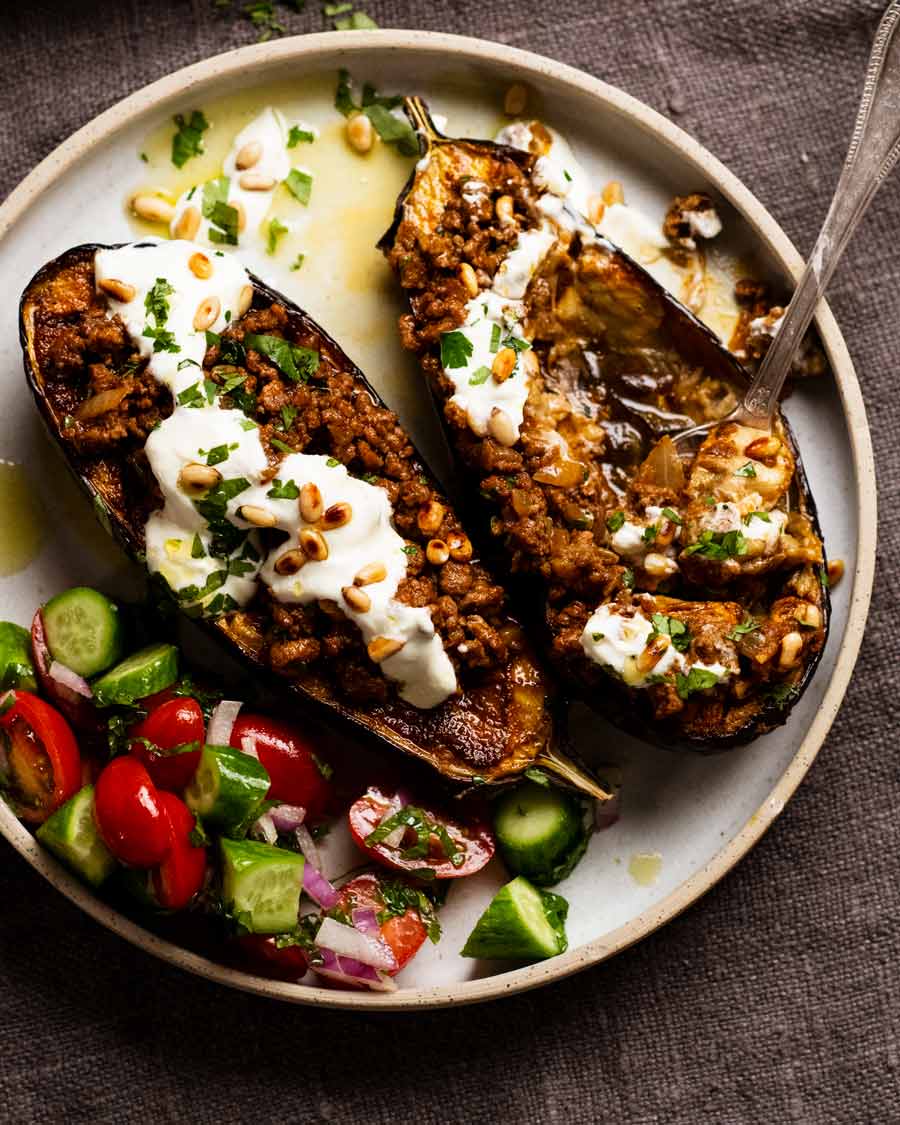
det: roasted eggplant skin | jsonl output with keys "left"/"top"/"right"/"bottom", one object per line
{"left": 20, "top": 244, "right": 608, "bottom": 796}
{"left": 380, "top": 101, "right": 830, "bottom": 753}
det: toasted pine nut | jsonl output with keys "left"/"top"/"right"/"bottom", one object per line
{"left": 233, "top": 201, "right": 247, "bottom": 232}
{"left": 355, "top": 562, "right": 387, "bottom": 586}
{"left": 587, "top": 194, "right": 606, "bottom": 225}
{"left": 188, "top": 251, "right": 212, "bottom": 279}
{"left": 193, "top": 296, "right": 221, "bottom": 332}
{"left": 274, "top": 548, "right": 306, "bottom": 576}
{"left": 503, "top": 82, "right": 528, "bottom": 116}
{"left": 491, "top": 347, "right": 517, "bottom": 384}
{"left": 130, "top": 193, "right": 175, "bottom": 224}
{"left": 417, "top": 500, "right": 446, "bottom": 535}
{"left": 368, "top": 636, "right": 405, "bottom": 663}
{"left": 239, "top": 171, "right": 277, "bottom": 192}
{"left": 319, "top": 502, "right": 352, "bottom": 530}
{"left": 520, "top": 349, "right": 539, "bottom": 378}
{"left": 174, "top": 205, "right": 201, "bottom": 241}
{"left": 732, "top": 679, "right": 750, "bottom": 699}
{"left": 637, "top": 633, "right": 670, "bottom": 675}
{"left": 426, "top": 538, "right": 450, "bottom": 566}
{"left": 447, "top": 532, "right": 473, "bottom": 562}
{"left": 237, "top": 284, "right": 253, "bottom": 317}
{"left": 487, "top": 407, "right": 517, "bottom": 447}
{"left": 459, "top": 262, "right": 479, "bottom": 298}
{"left": 235, "top": 140, "right": 263, "bottom": 170}
{"left": 300, "top": 529, "right": 329, "bottom": 562}
{"left": 496, "top": 194, "right": 515, "bottom": 226}
{"left": 827, "top": 558, "right": 845, "bottom": 587}
{"left": 778, "top": 631, "right": 804, "bottom": 669}
{"left": 239, "top": 504, "right": 276, "bottom": 528}
{"left": 299, "top": 482, "right": 323, "bottom": 524}
{"left": 794, "top": 602, "right": 822, "bottom": 629}
{"left": 643, "top": 552, "right": 678, "bottom": 579}
{"left": 342, "top": 585, "right": 371, "bottom": 613}
{"left": 654, "top": 519, "right": 677, "bottom": 548}
{"left": 178, "top": 463, "right": 222, "bottom": 493}
{"left": 601, "top": 180, "right": 624, "bottom": 206}
{"left": 98, "top": 278, "right": 136, "bottom": 303}
{"left": 346, "top": 113, "right": 374, "bottom": 154}
{"left": 744, "top": 434, "right": 781, "bottom": 461}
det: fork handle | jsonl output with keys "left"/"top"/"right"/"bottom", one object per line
{"left": 742, "top": 1, "right": 900, "bottom": 422}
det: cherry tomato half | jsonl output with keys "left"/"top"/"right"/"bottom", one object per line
{"left": 0, "top": 691, "right": 81, "bottom": 824}
{"left": 229, "top": 714, "right": 333, "bottom": 821}
{"left": 94, "top": 757, "right": 170, "bottom": 867}
{"left": 235, "top": 935, "right": 309, "bottom": 982}
{"left": 348, "top": 787, "right": 495, "bottom": 879}
{"left": 151, "top": 791, "right": 207, "bottom": 910}
{"left": 128, "top": 697, "right": 204, "bottom": 791}
{"left": 336, "top": 874, "right": 427, "bottom": 972}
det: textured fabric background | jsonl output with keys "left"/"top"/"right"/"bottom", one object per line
{"left": 1, "top": 2, "right": 898, "bottom": 1122}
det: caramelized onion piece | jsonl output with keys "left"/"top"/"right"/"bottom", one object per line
{"left": 74, "top": 385, "right": 130, "bottom": 421}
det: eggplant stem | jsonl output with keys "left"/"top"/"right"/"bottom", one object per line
{"left": 403, "top": 96, "right": 444, "bottom": 147}
{"left": 536, "top": 748, "right": 611, "bottom": 801}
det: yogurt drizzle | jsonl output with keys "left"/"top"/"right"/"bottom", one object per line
{"left": 95, "top": 239, "right": 457, "bottom": 709}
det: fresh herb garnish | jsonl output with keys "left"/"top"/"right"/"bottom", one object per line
{"left": 177, "top": 357, "right": 200, "bottom": 372}
{"left": 727, "top": 617, "right": 760, "bottom": 640}
{"left": 606, "top": 510, "right": 626, "bottom": 533}
{"left": 377, "top": 879, "right": 442, "bottom": 944}
{"left": 682, "top": 529, "right": 748, "bottom": 560}
{"left": 287, "top": 125, "right": 315, "bottom": 147}
{"left": 401, "top": 544, "right": 418, "bottom": 556}
{"left": 734, "top": 461, "right": 758, "bottom": 479}
{"left": 290, "top": 253, "right": 305, "bottom": 271}
{"left": 622, "top": 568, "right": 635, "bottom": 589}
{"left": 333, "top": 9, "right": 378, "bottom": 30}
{"left": 365, "top": 806, "right": 465, "bottom": 868}
{"left": 142, "top": 278, "right": 179, "bottom": 354}
{"left": 767, "top": 681, "right": 800, "bottom": 709}
{"left": 267, "top": 216, "right": 289, "bottom": 255}
{"left": 489, "top": 324, "right": 501, "bottom": 353}
{"left": 191, "top": 534, "right": 206, "bottom": 559}
{"left": 176, "top": 382, "right": 204, "bottom": 408}
{"left": 202, "top": 442, "right": 238, "bottom": 467}
{"left": 743, "top": 510, "right": 771, "bottom": 524}
{"left": 192, "top": 477, "right": 251, "bottom": 523}
{"left": 266, "top": 478, "right": 300, "bottom": 499}
{"left": 468, "top": 366, "right": 491, "bottom": 386}
{"left": 675, "top": 666, "right": 721, "bottom": 700}
{"left": 650, "top": 612, "right": 691, "bottom": 652}
{"left": 334, "top": 69, "right": 418, "bottom": 155}
{"left": 284, "top": 168, "right": 313, "bottom": 206}
{"left": 641, "top": 524, "right": 658, "bottom": 545}
{"left": 201, "top": 176, "right": 239, "bottom": 245}
{"left": 171, "top": 110, "right": 209, "bottom": 168}
{"left": 244, "top": 333, "right": 319, "bottom": 382}
{"left": 661, "top": 507, "right": 683, "bottom": 525}
{"left": 440, "top": 330, "right": 474, "bottom": 369}
{"left": 326, "top": 457, "right": 340, "bottom": 467}
{"left": 270, "top": 437, "right": 294, "bottom": 454}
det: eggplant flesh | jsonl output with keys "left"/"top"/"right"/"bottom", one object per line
{"left": 20, "top": 243, "right": 608, "bottom": 796}
{"left": 380, "top": 100, "right": 829, "bottom": 751}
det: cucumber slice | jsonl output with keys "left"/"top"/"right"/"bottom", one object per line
{"left": 0, "top": 622, "right": 37, "bottom": 692}
{"left": 42, "top": 587, "right": 124, "bottom": 677}
{"left": 91, "top": 643, "right": 179, "bottom": 707}
{"left": 220, "top": 838, "right": 305, "bottom": 934}
{"left": 186, "top": 745, "right": 270, "bottom": 834}
{"left": 493, "top": 782, "right": 588, "bottom": 886}
{"left": 461, "top": 876, "right": 569, "bottom": 961}
{"left": 36, "top": 786, "right": 116, "bottom": 887}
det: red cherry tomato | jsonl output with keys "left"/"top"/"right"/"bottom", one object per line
{"left": 151, "top": 791, "right": 207, "bottom": 910}
{"left": 128, "top": 697, "right": 204, "bottom": 791}
{"left": 229, "top": 714, "right": 333, "bottom": 821}
{"left": 235, "top": 935, "right": 309, "bottom": 982}
{"left": 336, "top": 874, "right": 427, "bottom": 972}
{"left": 0, "top": 691, "right": 81, "bottom": 824}
{"left": 94, "top": 757, "right": 170, "bottom": 867}
{"left": 348, "top": 787, "right": 495, "bottom": 879}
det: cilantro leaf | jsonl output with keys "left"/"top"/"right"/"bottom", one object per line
{"left": 266, "top": 479, "right": 300, "bottom": 500}
{"left": 171, "top": 110, "right": 209, "bottom": 168}
{"left": 651, "top": 612, "right": 691, "bottom": 652}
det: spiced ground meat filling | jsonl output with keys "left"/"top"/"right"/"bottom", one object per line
{"left": 28, "top": 255, "right": 513, "bottom": 710}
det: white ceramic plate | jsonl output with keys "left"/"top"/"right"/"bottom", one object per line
{"left": 0, "top": 31, "right": 876, "bottom": 1009}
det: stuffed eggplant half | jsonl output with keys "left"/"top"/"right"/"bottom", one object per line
{"left": 380, "top": 101, "right": 829, "bottom": 750}
{"left": 20, "top": 240, "right": 606, "bottom": 795}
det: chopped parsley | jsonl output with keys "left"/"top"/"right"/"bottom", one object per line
{"left": 192, "top": 477, "right": 251, "bottom": 524}
{"left": 682, "top": 529, "right": 748, "bottom": 561}
{"left": 333, "top": 9, "right": 378, "bottom": 30}
{"left": 287, "top": 125, "right": 315, "bottom": 147}
{"left": 171, "top": 110, "right": 209, "bottom": 168}
{"left": 176, "top": 382, "right": 205, "bottom": 408}
{"left": 727, "top": 617, "right": 760, "bottom": 640}
{"left": 201, "top": 442, "right": 238, "bottom": 467}
{"left": 333, "top": 69, "right": 418, "bottom": 155}
{"left": 284, "top": 168, "right": 313, "bottom": 206}
{"left": 365, "top": 806, "right": 465, "bottom": 868}
{"left": 244, "top": 333, "right": 319, "bottom": 382}
{"left": 606, "top": 510, "right": 626, "bottom": 533}
{"left": 270, "top": 437, "right": 294, "bottom": 454}
{"left": 290, "top": 253, "right": 305, "bottom": 271}
{"left": 468, "top": 366, "right": 491, "bottom": 386}
{"left": 440, "top": 330, "right": 474, "bottom": 369}
{"left": 489, "top": 324, "right": 501, "bottom": 353}
{"left": 401, "top": 544, "right": 418, "bottom": 556}
{"left": 177, "top": 357, "right": 200, "bottom": 372}
{"left": 280, "top": 405, "right": 298, "bottom": 431}
{"left": 266, "top": 478, "right": 300, "bottom": 500}
{"left": 591, "top": 632, "right": 605, "bottom": 642}
{"left": 326, "top": 457, "right": 340, "bottom": 467}
{"left": 734, "top": 461, "right": 758, "bottom": 478}
{"left": 650, "top": 612, "right": 691, "bottom": 652}
{"left": 377, "top": 879, "right": 442, "bottom": 944}
{"left": 622, "top": 568, "right": 635, "bottom": 589}
{"left": 142, "top": 276, "right": 177, "bottom": 355}
{"left": 191, "top": 534, "right": 206, "bottom": 559}
{"left": 675, "top": 666, "right": 721, "bottom": 700}
{"left": 767, "top": 681, "right": 800, "bottom": 709}
{"left": 267, "top": 216, "right": 289, "bottom": 255}
{"left": 661, "top": 507, "right": 683, "bottom": 525}
{"left": 744, "top": 510, "right": 771, "bottom": 524}
{"left": 641, "top": 524, "right": 658, "bottom": 545}
{"left": 202, "top": 176, "right": 239, "bottom": 245}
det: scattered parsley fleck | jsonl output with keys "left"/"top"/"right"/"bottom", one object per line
{"left": 641, "top": 524, "right": 658, "bottom": 545}
{"left": 191, "top": 534, "right": 206, "bottom": 559}
{"left": 675, "top": 666, "right": 720, "bottom": 700}
{"left": 489, "top": 324, "right": 501, "bottom": 353}
{"left": 622, "top": 568, "right": 635, "bottom": 589}
{"left": 606, "top": 510, "right": 625, "bottom": 533}
{"left": 244, "top": 333, "right": 319, "bottom": 382}
{"left": 468, "top": 366, "right": 491, "bottom": 386}
{"left": 591, "top": 632, "right": 605, "bottom": 642}
{"left": 177, "top": 357, "right": 200, "bottom": 371}
{"left": 284, "top": 168, "right": 313, "bottom": 206}
{"left": 280, "top": 405, "right": 298, "bottom": 431}
{"left": 267, "top": 216, "right": 289, "bottom": 255}
{"left": 326, "top": 457, "right": 340, "bottom": 467}
{"left": 682, "top": 529, "right": 748, "bottom": 561}
{"left": 290, "top": 253, "right": 305, "bottom": 271}
{"left": 651, "top": 612, "right": 691, "bottom": 652}
{"left": 266, "top": 478, "right": 300, "bottom": 499}
{"left": 441, "top": 331, "right": 474, "bottom": 369}
{"left": 661, "top": 507, "right": 683, "bottom": 525}
{"left": 176, "top": 382, "right": 204, "bottom": 408}
{"left": 140, "top": 152, "right": 149, "bottom": 163}
{"left": 743, "top": 510, "right": 771, "bottom": 524}
{"left": 401, "top": 544, "right": 418, "bottom": 556}
{"left": 727, "top": 617, "right": 760, "bottom": 640}
{"left": 270, "top": 437, "right": 294, "bottom": 454}
{"left": 734, "top": 461, "right": 758, "bottom": 479}
{"left": 287, "top": 124, "right": 315, "bottom": 147}
{"left": 171, "top": 110, "right": 209, "bottom": 168}
{"left": 202, "top": 442, "right": 238, "bottom": 467}
{"left": 767, "top": 681, "right": 800, "bottom": 709}
{"left": 202, "top": 176, "right": 239, "bottom": 245}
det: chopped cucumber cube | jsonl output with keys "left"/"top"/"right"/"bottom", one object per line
{"left": 221, "top": 838, "right": 304, "bottom": 934}
{"left": 36, "top": 786, "right": 116, "bottom": 887}
{"left": 461, "top": 876, "right": 569, "bottom": 961}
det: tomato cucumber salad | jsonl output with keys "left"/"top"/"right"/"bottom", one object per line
{"left": 0, "top": 585, "right": 614, "bottom": 991}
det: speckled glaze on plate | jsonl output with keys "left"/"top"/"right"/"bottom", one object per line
{"left": 0, "top": 31, "right": 875, "bottom": 1010}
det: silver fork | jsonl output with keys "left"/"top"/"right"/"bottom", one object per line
{"left": 674, "top": 0, "right": 900, "bottom": 456}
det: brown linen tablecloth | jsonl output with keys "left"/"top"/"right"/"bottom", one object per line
{"left": 1, "top": 2, "right": 898, "bottom": 1122}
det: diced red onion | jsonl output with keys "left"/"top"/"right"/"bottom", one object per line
{"left": 302, "top": 864, "right": 339, "bottom": 909}
{"left": 251, "top": 810, "right": 277, "bottom": 845}
{"left": 312, "top": 949, "right": 397, "bottom": 992}
{"left": 269, "top": 804, "right": 306, "bottom": 833}
{"left": 207, "top": 699, "right": 242, "bottom": 746}
{"left": 351, "top": 907, "right": 381, "bottom": 936}
{"left": 48, "top": 661, "right": 93, "bottom": 699}
{"left": 31, "top": 610, "right": 100, "bottom": 732}
{"left": 315, "top": 917, "right": 397, "bottom": 972}
{"left": 293, "top": 823, "right": 321, "bottom": 871}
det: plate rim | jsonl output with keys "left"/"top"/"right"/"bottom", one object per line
{"left": 0, "top": 28, "right": 877, "bottom": 1011}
